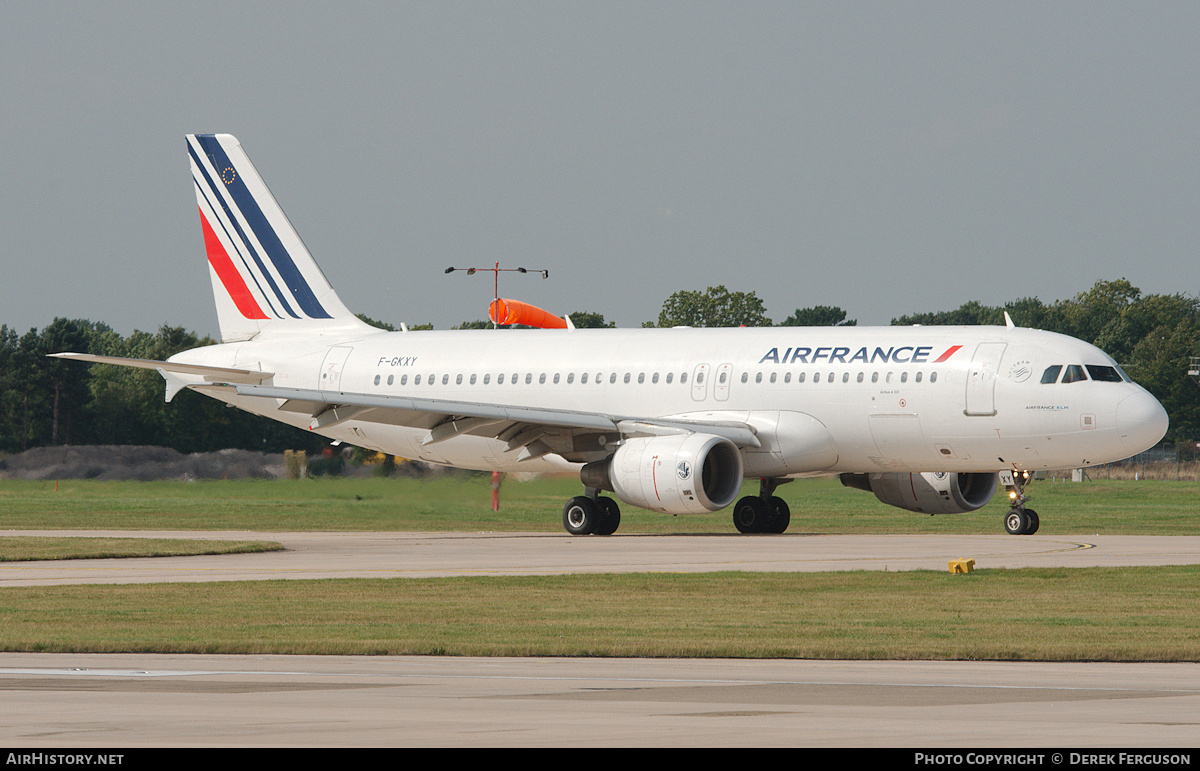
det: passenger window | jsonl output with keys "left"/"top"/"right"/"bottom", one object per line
{"left": 784, "top": 372, "right": 791, "bottom": 383}
{"left": 455, "top": 374, "right": 462, "bottom": 385}
{"left": 755, "top": 372, "right": 763, "bottom": 384}
{"left": 497, "top": 374, "right": 504, "bottom": 385}
{"left": 828, "top": 372, "right": 835, "bottom": 383}
{"left": 770, "top": 372, "right": 778, "bottom": 384}
{"left": 526, "top": 373, "right": 533, "bottom": 385}
{"left": 900, "top": 372, "right": 907, "bottom": 383}
{"left": 401, "top": 374, "right": 408, "bottom": 385}
{"left": 482, "top": 374, "right": 489, "bottom": 385}
{"left": 930, "top": 371, "right": 937, "bottom": 383}
{"left": 856, "top": 372, "right": 864, "bottom": 383}
{"left": 388, "top": 375, "right": 395, "bottom": 385}
{"left": 1040, "top": 365, "right": 1062, "bottom": 384}
{"left": 566, "top": 373, "right": 573, "bottom": 384}
{"left": 666, "top": 372, "right": 673, "bottom": 384}
{"left": 443, "top": 374, "right": 450, "bottom": 385}
{"left": 871, "top": 372, "right": 879, "bottom": 383}
{"left": 681, "top": 372, "right": 688, "bottom": 384}
{"left": 1062, "top": 365, "right": 1088, "bottom": 384}
{"left": 652, "top": 373, "right": 659, "bottom": 384}
{"left": 539, "top": 373, "right": 546, "bottom": 384}
{"left": 915, "top": 372, "right": 922, "bottom": 383}
{"left": 469, "top": 374, "right": 476, "bottom": 385}
{"left": 373, "top": 375, "right": 381, "bottom": 385}
{"left": 581, "top": 373, "right": 588, "bottom": 384}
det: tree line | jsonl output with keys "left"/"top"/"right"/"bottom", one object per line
{"left": 2, "top": 278, "right": 1196, "bottom": 456}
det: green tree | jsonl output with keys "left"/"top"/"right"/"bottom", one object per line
{"left": 653, "top": 286, "right": 771, "bottom": 328}
{"left": 568, "top": 311, "right": 616, "bottom": 329}
{"left": 356, "top": 313, "right": 397, "bottom": 331}
{"left": 779, "top": 305, "right": 857, "bottom": 327}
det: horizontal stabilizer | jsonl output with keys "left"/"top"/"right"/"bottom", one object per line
{"left": 49, "top": 353, "right": 273, "bottom": 382}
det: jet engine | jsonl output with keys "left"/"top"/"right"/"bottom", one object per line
{"left": 581, "top": 433, "right": 743, "bottom": 515}
{"left": 839, "top": 471, "right": 998, "bottom": 515}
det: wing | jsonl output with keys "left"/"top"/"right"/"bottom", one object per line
{"left": 49, "top": 353, "right": 760, "bottom": 462}
{"left": 230, "top": 383, "right": 761, "bottom": 462}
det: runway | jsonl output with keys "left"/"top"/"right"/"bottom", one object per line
{"left": 3, "top": 530, "right": 1200, "bottom": 586}
{"left": 3, "top": 531, "right": 1198, "bottom": 747}
{"left": 0, "top": 653, "right": 1197, "bottom": 747}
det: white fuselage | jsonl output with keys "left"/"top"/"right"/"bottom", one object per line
{"left": 173, "top": 324, "right": 1167, "bottom": 477}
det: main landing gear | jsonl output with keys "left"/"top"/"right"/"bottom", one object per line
{"left": 562, "top": 492, "right": 621, "bottom": 535}
{"left": 1002, "top": 469, "right": 1039, "bottom": 535}
{"left": 732, "top": 478, "right": 791, "bottom": 534}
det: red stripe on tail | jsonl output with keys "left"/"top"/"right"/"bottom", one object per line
{"left": 199, "top": 208, "right": 269, "bottom": 320}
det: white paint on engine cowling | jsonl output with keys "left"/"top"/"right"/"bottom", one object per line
{"left": 610, "top": 433, "right": 743, "bottom": 514}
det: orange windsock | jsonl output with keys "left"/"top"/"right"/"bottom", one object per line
{"left": 488, "top": 298, "right": 568, "bottom": 329}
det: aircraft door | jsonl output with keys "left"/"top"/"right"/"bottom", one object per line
{"left": 318, "top": 346, "right": 353, "bottom": 391}
{"left": 964, "top": 343, "right": 1006, "bottom": 416}
{"left": 714, "top": 363, "right": 733, "bottom": 401}
{"left": 691, "top": 363, "right": 710, "bottom": 402}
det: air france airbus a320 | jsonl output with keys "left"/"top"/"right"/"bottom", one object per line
{"left": 55, "top": 134, "right": 1169, "bottom": 536}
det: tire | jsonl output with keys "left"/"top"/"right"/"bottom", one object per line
{"left": 1004, "top": 508, "right": 1028, "bottom": 535}
{"left": 563, "top": 496, "right": 600, "bottom": 535}
{"left": 1024, "top": 509, "right": 1039, "bottom": 535}
{"left": 766, "top": 496, "right": 791, "bottom": 534}
{"left": 594, "top": 497, "right": 621, "bottom": 535}
{"left": 733, "top": 496, "right": 768, "bottom": 534}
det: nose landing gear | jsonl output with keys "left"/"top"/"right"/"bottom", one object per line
{"left": 1001, "top": 469, "right": 1039, "bottom": 535}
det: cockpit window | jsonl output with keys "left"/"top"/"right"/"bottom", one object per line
{"left": 1061, "top": 364, "right": 1088, "bottom": 383}
{"left": 1086, "top": 365, "right": 1124, "bottom": 382}
{"left": 1040, "top": 365, "right": 1062, "bottom": 384}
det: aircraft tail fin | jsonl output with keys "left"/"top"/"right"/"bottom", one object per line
{"left": 187, "top": 134, "right": 371, "bottom": 342}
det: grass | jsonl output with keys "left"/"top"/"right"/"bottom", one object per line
{"left": 1, "top": 474, "right": 1198, "bottom": 660}
{"left": 1, "top": 567, "right": 1197, "bottom": 659}
{"left": 0, "top": 536, "right": 282, "bottom": 561}
{"left": 2, "top": 474, "right": 1199, "bottom": 535}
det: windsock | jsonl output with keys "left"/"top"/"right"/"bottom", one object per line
{"left": 489, "top": 298, "right": 568, "bottom": 329}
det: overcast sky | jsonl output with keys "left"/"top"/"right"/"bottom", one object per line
{"left": 3, "top": 2, "right": 1198, "bottom": 338}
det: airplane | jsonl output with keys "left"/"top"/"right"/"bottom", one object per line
{"left": 53, "top": 133, "right": 1170, "bottom": 537}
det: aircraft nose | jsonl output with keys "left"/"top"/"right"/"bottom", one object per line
{"left": 1116, "top": 389, "right": 1169, "bottom": 455}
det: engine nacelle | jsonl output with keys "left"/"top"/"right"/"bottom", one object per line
{"left": 581, "top": 433, "right": 743, "bottom": 515}
{"left": 839, "top": 471, "right": 998, "bottom": 515}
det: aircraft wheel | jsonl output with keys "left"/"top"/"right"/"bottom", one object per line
{"left": 733, "top": 496, "right": 769, "bottom": 534}
{"left": 766, "top": 496, "right": 791, "bottom": 534}
{"left": 1024, "top": 509, "right": 1040, "bottom": 535}
{"left": 594, "top": 497, "right": 621, "bottom": 535}
{"left": 1004, "top": 508, "right": 1028, "bottom": 536}
{"left": 563, "top": 496, "right": 601, "bottom": 535}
